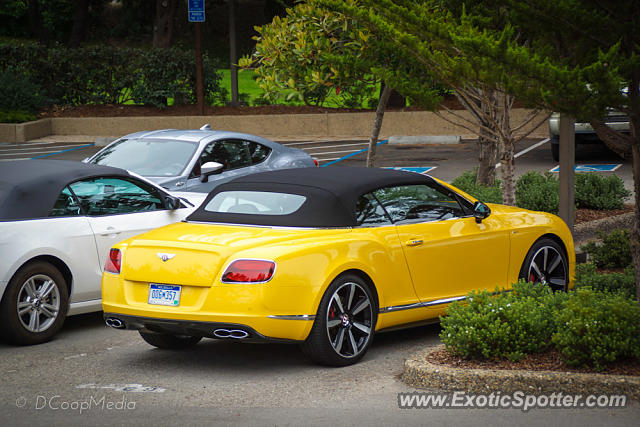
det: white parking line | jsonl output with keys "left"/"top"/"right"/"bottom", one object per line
{"left": 495, "top": 138, "right": 549, "bottom": 168}
{"left": 304, "top": 143, "right": 369, "bottom": 150}
{"left": 282, "top": 140, "right": 367, "bottom": 146}
{"left": 0, "top": 150, "right": 74, "bottom": 156}
{"left": 310, "top": 149, "right": 363, "bottom": 156}
{"left": 0, "top": 144, "right": 91, "bottom": 153}
{"left": 0, "top": 158, "right": 30, "bottom": 161}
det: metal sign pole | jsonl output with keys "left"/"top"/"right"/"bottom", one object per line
{"left": 195, "top": 22, "right": 204, "bottom": 115}
{"left": 228, "top": 0, "right": 239, "bottom": 106}
{"left": 188, "top": 0, "right": 205, "bottom": 115}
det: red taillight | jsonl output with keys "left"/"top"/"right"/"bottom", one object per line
{"left": 221, "top": 259, "right": 275, "bottom": 283}
{"left": 313, "top": 158, "right": 319, "bottom": 167}
{"left": 105, "top": 248, "right": 122, "bottom": 274}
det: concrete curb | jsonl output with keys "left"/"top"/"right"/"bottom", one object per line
{"left": 388, "top": 135, "right": 462, "bottom": 145}
{"left": 574, "top": 212, "right": 633, "bottom": 247}
{"left": 1, "top": 109, "right": 549, "bottom": 142}
{"left": 402, "top": 345, "right": 640, "bottom": 401}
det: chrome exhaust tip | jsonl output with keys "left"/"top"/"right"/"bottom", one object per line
{"left": 213, "top": 328, "right": 249, "bottom": 339}
{"left": 105, "top": 317, "right": 125, "bottom": 329}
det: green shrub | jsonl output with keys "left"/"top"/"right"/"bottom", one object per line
{"left": 0, "top": 44, "right": 227, "bottom": 108}
{"left": 575, "top": 263, "right": 636, "bottom": 299}
{"left": 552, "top": 287, "right": 640, "bottom": 371}
{"left": 515, "top": 171, "right": 559, "bottom": 213}
{"left": 580, "top": 229, "right": 632, "bottom": 269}
{"left": 0, "top": 67, "right": 47, "bottom": 114}
{"left": 0, "top": 110, "right": 37, "bottom": 123}
{"left": 451, "top": 170, "right": 502, "bottom": 204}
{"left": 575, "top": 173, "right": 631, "bottom": 210}
{"left": 440, "top": 282, "right": 566, "bottom": 361}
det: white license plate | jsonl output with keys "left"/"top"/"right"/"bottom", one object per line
{"left": 148, "top": 284, "right": 181, "bottom": 306}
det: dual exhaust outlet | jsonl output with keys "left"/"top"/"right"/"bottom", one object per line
{"left": 105, "top": 317, "right": 125, "bottom": 329}
{"left": 105, "top": 317, "right": 249, "bottom": 339}
{"left": 213, "top": 329, "right": 249, "bottom": 339}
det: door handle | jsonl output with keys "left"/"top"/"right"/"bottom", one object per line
{"left": 100, "top": 227, "right": 121, "bottom": 236}
{"left": 405, "top": 239, "right": 423, "bottom": 247}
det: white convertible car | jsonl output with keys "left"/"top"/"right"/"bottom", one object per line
{"left": 0, "top": 160, "right": 206, "bottom": 345}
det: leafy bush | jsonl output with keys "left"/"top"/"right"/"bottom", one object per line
{"left": 515, "top": 171, "right": 559, "bottom": 213}
{"left": 575, "top": 263, "right": 636, "bottom": 299}
{"left": 440, "top": 282, "right": 566, "bottom": 361}
{"left": 580, "top": 229, "right": 632, "bottom": 269}
{"left": 575, "top": 173, "right": 631, "bottom": 210}
{"left": 0, "top": 44, "right": 227, "bottom": 108}
{"left": 451, "top": 170, "right": 502, "bottom": 204}
{"left": 0, "top": 110, "right": 38, "bottom": 123}
{"left": 0, "top": 67, "right": 47, "bottom": 115}
{"left": 552, "top": 287, "right": 640, "bottom": 371}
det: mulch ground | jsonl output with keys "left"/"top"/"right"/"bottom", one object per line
{"left": 574, "top": 204, "right": 634, "bottom": 224}
{"left": 426, "top": 346, "right": 640, "bottom": 377}
{"left": 37, "top": 95, "right": 469, "bottom": 118}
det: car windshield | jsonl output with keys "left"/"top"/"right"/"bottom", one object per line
{"left": 90, "top": 138, "right": 198, "bottom": 177}
{"left": 204, "top": 191, "right": 306, "bottom": 215}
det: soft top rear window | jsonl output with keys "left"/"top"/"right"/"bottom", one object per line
{"left": 204, "top": 191, "right": 306, "bottom": 215}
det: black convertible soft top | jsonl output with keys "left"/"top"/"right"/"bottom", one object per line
{"left": 187, "top": 167, "right": 435, "bottom": 227}
{"left": 0, "top": 159, "right": 132, "bottom": 221}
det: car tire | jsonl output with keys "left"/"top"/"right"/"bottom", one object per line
{"left": 139, "top": 331, "right": 202, "bottom": 349}
{"left": 518, "top": 238, "right": 569, "bottom": 292}
{"left": 301, "top": 274, "right": 377, "bottom": 366}
{"left": 0, "top": 261, "right": 69, "bottom": 345}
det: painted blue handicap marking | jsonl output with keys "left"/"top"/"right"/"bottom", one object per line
{"left": 384, "top": 166, "right": 437, "bottom": 175}
{"left": 549, "top": 164, "right": 622, "bottom": 173}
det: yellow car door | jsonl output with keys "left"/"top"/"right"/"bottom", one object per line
{"left": 372, "top": 184, "right": 510, "bottom": 311}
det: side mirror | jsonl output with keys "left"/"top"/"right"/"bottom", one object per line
{"left": 473, "top": 201, "right": 491, "bottom": 224}
{"left": 199, "top": 161, "right": 224, "bottom": 183}
{"left": 165, "top": 195, "right": 182, "bottom": 210}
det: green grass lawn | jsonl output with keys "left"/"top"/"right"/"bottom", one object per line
{"left": 216, "top": 69, "right": 377, "bottom": 109}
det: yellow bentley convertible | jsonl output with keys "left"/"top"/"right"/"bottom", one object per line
{"left": 102, "top": 167, "right": 574, "bottom": 366}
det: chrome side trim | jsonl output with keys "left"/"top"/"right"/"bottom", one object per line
{"left": 378, "top": 296, "right": 467, "bottom": 313}
{"left": 422, "top": 296, "right": 467, "bottom": 307}
{"left": 267, "top": 314, "right": 316, "bottom": 321}
{"left": 378, "top": 302, "right": 424, "bottom": 313}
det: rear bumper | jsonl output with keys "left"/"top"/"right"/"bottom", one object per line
{"left": 104, "top": 312, "right": 303, "bottom": 343}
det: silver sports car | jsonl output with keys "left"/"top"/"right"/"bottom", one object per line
{"left": 85, "top": 125, "right": 317, "bottom": 192}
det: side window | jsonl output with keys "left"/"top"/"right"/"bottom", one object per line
{"left": 221, "top": 140, "right": 252, "bottom": 169}
{"left": 191, "top": 140, "right": 260, "bottom": 178}
{"left": 49, "top": 186, "right": 81, "bottom": 217}
{"left": 373, "top": 184, "right": 466, "bottom": 224}
{"left": 69, "top": 177, "right": 164, "bottom": 216}
{"left": 249, "top": 141, "right": 271, "bottom": 164}
{"left": 355, "top": 193, "right": 392, "bottom": 226}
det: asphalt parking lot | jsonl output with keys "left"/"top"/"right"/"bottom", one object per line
{"left": 0, "top": 136, "right": 637, "bottom": 425}
{"left": 0, "top": 137, "right": 633, "bottom": 194}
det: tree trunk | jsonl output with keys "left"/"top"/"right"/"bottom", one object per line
{"left": 477, "top": 134, "right": 497, "bottom": 186}
{"left": 153, "top": 0, "right": 178, "bottom": 48}
{"left": 499, "top": 137, "right": 516, "bottom": 205}
{"left": 591, "top": 118, "right": 633, "bottom": 159}
{"left": 366, "top": 84, "right": 392, "bottom": 167}
{"left": 631, "top": 140, "right": 640, "bottom": 303}
{"left": 28, "top": 0, "right": 49, "bottom": 46}
{"left": 68, "top": 0, "right": 89, "bottom": 47}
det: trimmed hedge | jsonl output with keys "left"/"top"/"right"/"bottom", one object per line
{"left": 441, "top": 283, "right": 640, "bottom": 371}
{"left": 0, "top": 44, "right": 227, "bottom": 109}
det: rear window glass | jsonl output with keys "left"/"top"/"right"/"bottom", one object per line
{"left": 204, "top": 191, "right": 306, "bottom": 215}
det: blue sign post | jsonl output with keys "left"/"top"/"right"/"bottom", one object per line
{"left": 188, "top": 0, "right": 205, "bottom": 22}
